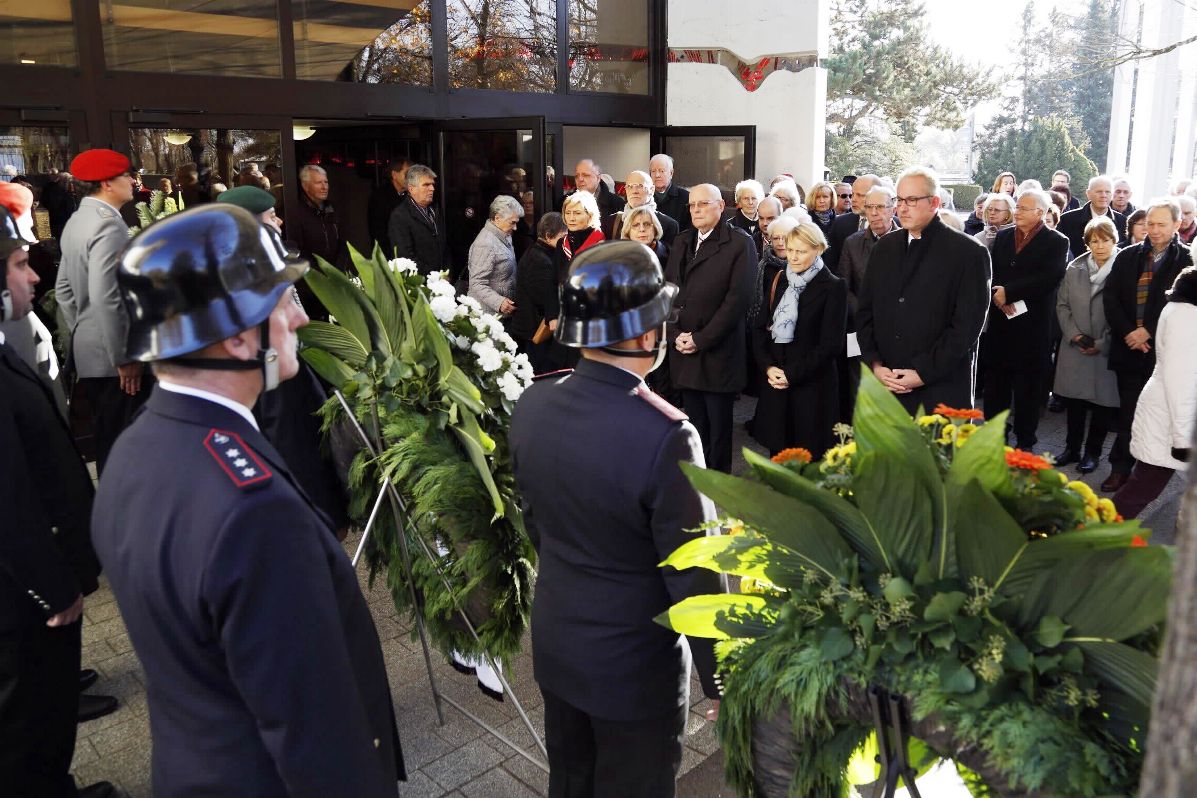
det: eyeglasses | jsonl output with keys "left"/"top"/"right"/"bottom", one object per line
{"left": 838, "top": 193, "right": 851, "bottom": 199}
{"left": 688, "top": 200, "right": 720, "bottom": 210}
{"left": 895, "top": 195, "right": 933, "bottom": 207}
{"left": 862, "top": 203, "right": 893, "bottom": 212}
{"left": 1013, "top": 206, "right": 1042, "bottom": 214}
{"left": 625, "top": 183, "right": 652, "bottom": 190}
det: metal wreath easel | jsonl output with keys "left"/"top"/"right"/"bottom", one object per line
{"left": 335, "top": 389, "right": 549, "bottom": 773}
{"left": 866, "top": 686, "right": 924, "bottom": 798}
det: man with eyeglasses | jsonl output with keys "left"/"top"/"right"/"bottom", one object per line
{"left": 835, "top": 182, "right": 853, "bottom": 215}
{"left": 564, "top": 159, "right": 625, "bottom": 220}
{"left": 825, "top": 173, "right": 882, "bottom": 275}
{"left": 856, "top": 167, "right": 992, "bottom": 414}
{"left": 56, "top": 148, "right": 152, "bottom": 475}
{"left": 650, "top": 154, "right": 692, "bottom": 231}
{"left": 603, "top": 170, "right": 679, "bottom": 248}
{"left": 664, "top": 184, "right": 757, "bottom": 472}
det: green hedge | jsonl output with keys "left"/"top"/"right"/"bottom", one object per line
{"left": 947, "top": 184, "right": 982, "bottom": 210}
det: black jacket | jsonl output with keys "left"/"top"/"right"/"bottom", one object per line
{"left": 1103, "top": 237, "right": 1193, "bottom": 376}
{"left": 366, "top": 183, "right": 405, "bottom": 256}
{"left": 726, "top": 209, "right": 763, "bottom": 254}
{"left": 387, "top": 195, "right": 452, "bottom": 276}
{"left": 509, "top": 359, "right": 727, "bottom": 721}
{"left": 751, "top": 266, "right": 847, "bottom": 457}
{"left": 855, "top": 214, "right": 992, "bottom": 413}
{"left": 1057, "top": 203, "right": 1126, "bottom": 260}
{"left": 825, "top": 211, "right": 862, "bottom": 275}
{"left": 602, "top": 208, "right": 679, "bottom": 250}
{"left": 0, "top": 343, "right": 100, "bottom": 633}
{"left": 509, "top": 240, "right": 557, "bottom": 341}
{"left": 980, "top": 226, "right": 1069, "bottom": 372}
{"left": 664, "top": 223, "right": 758, "bottom": 393}
{"left": 295, "top": 194, "right": 345, "bottom": 268}
{"left": 654, "top": 184, "right": 692, "bottom": 231}
{"left": 963, "top": 212, "right": 985, "bottom": 236}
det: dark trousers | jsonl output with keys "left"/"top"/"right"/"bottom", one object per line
{"left": 682, "top": 390, "right": 735, "bottom": 472}
{"left": 78, "top": 375, "right": 152, "bottom": 474}
{"left": 1113, "top": 461, "right": 1177, "bottom": 519}
{"left": 542, "top": 689, "right": 685, "bottom": 798}
{"left": 1064, "top": 398, "right": 1115, "bottom": 457}
{"left": 0, "top": 622, "right": 81, "bottom": 798}
{"left": 1109, "top": 371, "right": 1149, "bottom": 475}
{"left": 982, "top": 368, "right": 1046, "bottom": 449}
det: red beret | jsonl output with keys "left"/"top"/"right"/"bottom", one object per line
{"left": 70, "top": 149, "right": 131, "bottom": 182}
{"left": 0, "top": 181, "right": 34, "bottom": 217}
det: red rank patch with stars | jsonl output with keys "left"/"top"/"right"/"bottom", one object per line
{"left": 203, "top": 429, "right": 273, "bottom": 488}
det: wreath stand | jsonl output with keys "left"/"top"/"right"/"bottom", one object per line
{"left": 866, "top": 686, "right": 924, "bottom": 798}
{"left": 336, "top": 389, "right": 550, "bottom": 773}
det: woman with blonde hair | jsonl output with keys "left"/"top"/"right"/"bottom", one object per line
{"left": 620, "top": 205, "right": 667, "bottom": 262}
{"left": 975, "top": 192, "right": 1016, "bottom": 249}
{"left": 806, "top": 181, "right": 837, "bottom": 236}
{"left": 750, "top": 221, "right": 847, "bottom": 458}
{"left": 554, "top": 189, "right": 605, "bottom": 275}
{"left": 992, "top": 171, "right": 1017, "bottom": 196}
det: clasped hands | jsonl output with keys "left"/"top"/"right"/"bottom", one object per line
{"left": 1124, "top": 327, "right": 1151, "bottom": 353}
{"left": 766, "top": 366, "right": 789, "bottom": 390}
{"left": 674, "top": 331, "right": 698, "bottom": 354}
{"left": 873, "top": 363, "right": 924, "bottom": 394}
{"left": 991, "top": 285, "right": 1017, "bottom": 318}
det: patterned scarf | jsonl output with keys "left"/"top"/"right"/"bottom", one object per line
{"left": 771, "top": 257, "right": 824, "bottom": 344}
{"left": 1137, "top": 244, "right": 1168, "bottom": 326}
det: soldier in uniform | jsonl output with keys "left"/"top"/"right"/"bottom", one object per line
{"left": 91, "top": 206, "right": 404, "bottom": 796}
{"left": 0, "top": 237, "right": 115, "bottom": 798}
{"left": 509, "top": 240, "right": 727, "bottom": 798}
{"left": 55, "top": 148, "right": 148, "bottom": 473}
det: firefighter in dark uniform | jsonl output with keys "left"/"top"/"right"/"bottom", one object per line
{"left": 509, "top": 239, "right": 728, "bottom": 798}
{"left": 0, "top": 236, "right": 115, "bottom": 797}
{"left": 90, "top": 206, "right": 404, "bottom": 796}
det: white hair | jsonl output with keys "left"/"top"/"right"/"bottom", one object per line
{"left": 298, "top": 164, "right": 326, "bottom": 184}
{"left": 562, "top": 189, "right": 602, "bottom": 228}
{"left": 488, "top": 194, "right": 524, "bottom": 220}
{"left": 649, "top": 153, "right": 674, "bottom": 170}
{"left": 735, "top": 179, "right": 765, "bottom": 201}
{"left": 781, "top": 206, "right": 811, "bottom": 223}
{"left": 770, "top": 180, "right": 801, "bottom": 206}
{"left": 1017, "top": 179, "right": 1043, "bottom": 193}
{"left": 767, "top": 214, "right": 801, "bottom": 241}
{"left": 1088, "top": 175, "right": 1113, "bottom": 191}
{"left": 1176, "top": 194, "right": 1196, "bottom": 213}
{"left": 896, "top": 166, "right": 941, "bottom": 198}
{"left": 1016, "top": 188, "right": 1052, "bottom": 212}
{"left": 865, "top": 185, "right": 896, "bottom": 203}
{"left": 983, "top": 192, "right": 1016, "bottom": 215}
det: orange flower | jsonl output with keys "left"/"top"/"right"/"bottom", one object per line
{"left": 932, "top": 403, "right": 984, "bottom": 420}
{"left": 772, "top": 447, "right": 813, "bottom": 465}
{"left": 1131, "top": 535, "right": 1147, "bottom": 547}
{"left": 1005, "top": 448, "right": 1051, "bottom": 471}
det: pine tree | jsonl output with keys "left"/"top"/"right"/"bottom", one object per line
{"left": 975, "top": 116, "right": 1096, "bottom": 188}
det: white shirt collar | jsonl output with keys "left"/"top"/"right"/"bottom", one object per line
{"left": 157, "top": 380, "right": 259, "bottom": 430}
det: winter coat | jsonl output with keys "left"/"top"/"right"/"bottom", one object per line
{"left": 980, "top": 225, "right": 1069, "bottom": 373}
{"left": 1057, "top": 203, "right": 1127, "bottom": 260}
{"left": 1103, "top": 237, "right": 1192, "bottom": 377}
{"left": 467, "top": 221, "right": 516, "bottom": 315}
{"left": 1130, "top": 301, "right": 1197, "bottom": 471}
{"left": 1053, "top": 253, "right": 1120, "bottom": 407}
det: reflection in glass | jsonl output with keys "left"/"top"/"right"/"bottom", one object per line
{"left": 0, "top": 1, "right": 77, "bottom": 67}
{"left": 0, "top": 127, "right": 73, "bottom": 177}
{"left": 100, "top": 0, "right": 281, "bottom": 77}
{"left": 127, "top": 128, "right": 283, "bottom": 210}
{"left": 447, "top": 0, "right": 556, "bottom": 92}
{"left": 293, "top": 0, "right": 432, "bottom": 84}
{"left": 568, "top": 0, "right": 648, "bottom": 95}
{"left": 664, "top": 136, "right": 745, "bottom": 197}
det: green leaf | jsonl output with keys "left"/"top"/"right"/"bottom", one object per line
{"left": 883, "top": 576, "right": 915, "bottom": 605}
{"left": 819, "top": 627, "right": 855, "bottom": 661}
{"left": 1034, "top": 616, "right": 1069, "bottom": 648}
{"left": 451, "top": 409, "right": 504, "bottom": 518}
{"left": 928, "top": 625, "right": 956, "bottom": 649}
{"left": 852, "top": 451, "right": 934, "bottom": 579}
{"left": 659, "top": 534, "right": 808, "bottom": 588}
{"left": 946, "top": 412, "right": 1014, "bottom": 497}
{"left": 1004, "top": 639, "right": 1032, "bottom": 672}
{"left": 951, "top": 479, "right": 1028, "bottom": 589}
{"left": 1074, "top": 641, "right": 1158, "bottom": 722}
{"left": 297, "top": 320, "right": 369, "bottom": 367}
{"left": 443, "top": 366, "right": 486, "bottom": 415}
{"left": 654, "top": 594, "right": 779, "bottom": 640}
{"left": 924, "top": 591, "right": 967, "bottom": 622}
{"left": 939, "top": 658, "right": 977, "bottom": 693}
{"left": 423, "top": 302, "right": 456, "bottom": 385}
{"left": 744, "top": 449, "right": 892, "bottom": 572}
{"left": 680, "top": 463, "right": 854, "bottom": 580}
{"left": 996, "top": 522, "right": 1145, "bottom": 599}
{"left": 304, "top": 264, "right": 372, "bottom": 351}
{"left": 299, "top": 347, "right": 357, "bottom": 388}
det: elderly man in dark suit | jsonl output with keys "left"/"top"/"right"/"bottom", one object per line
{"left": 980, "top": 189, "right": 1069, "bottom": 449}
{"left": 91, "top": 206, "right": 403, "bottom": 797}
{"left": 1057, "top": 175, "right": 1127, "bottom": 258}
{"left": 511, "top": 241, "right": 725, "bottom": 798}
{"left": 564, "top": 158, "right": 626, "bottom": 220}
{"left": 825, "top": 173, "right": 881, "bottom": 275}
{"left": 603, "top": 169, "right": 679, "bottom": 248}
{"left": 1100, "top": 198, "right": 1192, "bottom": 492}
{"left": 650, "top": 153, "right": 692, "bottom": 231}
{"left": 0, "top": 237, "right": 115, "bottom": 798}
{"left": 665, "top": 183, "right": 757, "bottom": 472}
{"left": 388, "top": 163, "right": 452, "bottom": 276}
{"left": 366, "top": 156, "right": 410, "bottom": 255}
{"left": 856, "top": 167, "right": 992, "bottom": 414}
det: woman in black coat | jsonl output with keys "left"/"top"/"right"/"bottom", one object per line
{"left": 510, "top": 212, "right": 567, "bottom": 374}
{"left": 751, "top": 221, "right": 847, "bottom": 458}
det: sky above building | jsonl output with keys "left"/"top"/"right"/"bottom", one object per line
{"left": 921, "top": 0, "right": 1027, "bottom": 70}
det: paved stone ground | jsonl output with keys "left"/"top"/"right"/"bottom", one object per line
{"left": 70, "top": 398, "right": 1184, "bottom": 797}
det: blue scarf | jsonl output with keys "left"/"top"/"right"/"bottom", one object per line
{"left": 771, "top": 258, "right": 824, "bottom": 343}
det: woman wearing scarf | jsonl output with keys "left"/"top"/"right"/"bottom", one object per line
{"left": 551, "top": 190, "right": 605, "bottom": 369}
{"left": 974, "top": 192, "right": 1016, "bottom": 250}
{"left": 1053, "top": 217, "right": 1121, "bottom": 474}
{"left": 727, "top": 179, "right": 765, "bottom": 253}
{"left": 806, "top": 181, "right": 838, "bottom": 238}
{"left": 750, "top": 220, "right": 847, "bottom": 458}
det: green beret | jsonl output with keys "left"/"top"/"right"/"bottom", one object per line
{"left": 219, "top": 186, "right": 276, "bottom": 215}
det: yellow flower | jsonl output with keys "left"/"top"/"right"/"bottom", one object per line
{"left": 936, "top": 423, "right": 957, "bottom": 445}
{"left": 1068, "top": 479, "right": 1098, "bottom": 507}
{"left": 954, "top": 423, "right": 978, "bottom": 447}
{"left": 1083, "top": 505, "right": 1100, "bottom": 522}
{"left": 1097, "top": 498, "right": 1118, "bottom": 523}
{"left": 918, "top": 414, "right": 948, "bottom": 427}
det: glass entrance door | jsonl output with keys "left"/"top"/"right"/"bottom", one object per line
{"left": 435, "top": 117, "right": 546, "bottom": 281}
{"left": 650, "top": 125, "right": 756, "bottom": 203}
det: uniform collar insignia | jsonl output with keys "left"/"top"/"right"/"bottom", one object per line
{"left": 204, "top": 428, "right": 273, "bottom": 488}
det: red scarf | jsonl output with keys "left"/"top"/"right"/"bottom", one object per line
{"left": 562, "top": 228, "right": 605, "bottom": 260}
{"left": 1014, "top": 221, "right": 1043, "bottom": 254}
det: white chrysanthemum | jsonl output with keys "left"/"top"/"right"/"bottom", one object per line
{"left": 459, "top": 295, "right": 482, "bottom": 312}
{"left": 511, "top": 352, "right": 534, "bottom": 382}
{"left": 453, "top": 302, "right": 471, "bottom": 318}
{"left": 427, "top": 276, "right": 456, "bottom": 298}
{"left": 429, "top": 294, "right": 457, "bottom": 323}
{"left": 497, "top": 370, "right": 524, "bottom": 402}
{"left": 453, "top": 335, "right": 472, "bottom": 350}
{"left": 387, "top": 257, "right": 419, "bottom": 274}
{"left": 474, "top": 346, "right": 504, "bottom": 372}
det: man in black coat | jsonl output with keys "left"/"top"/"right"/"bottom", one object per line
{"left": 91, "top": 207, "right": 403, "bottom": 797}
{"left": 1057, "top": 175, "right": 1126, "bottom": 258}
{"left": 510, "top": 241, "right": 725, "bottom": 798}
{"left": 1051, "top": 170, "right": 1082, "bottom": 212}
{"left": 388, "top": 163, "right": 452, "bottom": 278}
{"left": 980, "top": 190, "right": 1069, "bottom": 449}
{"left": 825, "top": 174, "right": 880, "bottom": 275}
{"left": 0, "top": 237, "right": 114, "bottom": 798}
{"left": 1111, "top": 177, "right": 1136, "bottom": 219}
{"left": 1100, "top": 199, "right": 1192, "bottom": 492}
{"left": 650, "top": 154, "right": 692, "bottom": 231}
{"left": 602, "top": 169, "right": 679, "bottom": 248}
{"left": 563, "top": 159, "right": 626, "bottom": 220}
{"left": 366, "top": 157, "right": 410, "bottom": 256}
{"left": 665, "top": 183, "right": 757, "bottom": 472}
{"left": 856, "top": 168, "right": 992, "bottom": 414}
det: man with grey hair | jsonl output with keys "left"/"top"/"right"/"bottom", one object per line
{"left": 564, "top": 158, "right": 625, "bottom": 220}
{"left": 856, "top": 166, "right": 992, "bottom": 413}
{"left": 1111, "top": 176, "right": 1135, "bottom": 218}
{"left": 834, "top": 181, "right": 853, "bottom": 214}
{"left": 388, "top": 163, "right": 451, "bottom": 277}
{"left": 979, "top": 188, "right": 1069, "bottom": 449}
{"left": 294, "top": 164, "right": 344, "bottom": 279}
{"left": 1058, "top": 175, "right": 1126, "bottom": 257}
{"left": 826, "top": 173, "right": 882, "bottom": 274}
{"left": 603, "top": 169, "right": 678, "bottom": 246}
{"left": 649, "top": 153, "right": 691, "bottom": 231}
{"left": 1177, "top": 194, "right": 1196, "bottom": 245}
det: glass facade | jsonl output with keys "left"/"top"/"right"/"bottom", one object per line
{"left": 663, "top": 133, "right": 746, "bottom": 197}
{"left": 568, "top": 0, "right": 648, "bottom": 95}
{"left": 0, "top": 0, "right": 77, "bottom": 67}
{"left": 127, "top": 127, "right": 284, "bottom": 209}
{"left": 293, "top": 0, "right": 433, "bottom": 83}
{"left": 100, "top": 0, "right": 282, "bottom": 77}
{"left": 447, "top": 0, "right": 556, "bottom": 92}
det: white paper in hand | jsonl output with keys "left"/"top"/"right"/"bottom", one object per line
{"left": 1003, "top": 300, "right": 1028, "bottom": 319}
{"left": 846, "top": 332, "right": 861, "bottom": 358}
